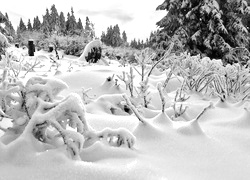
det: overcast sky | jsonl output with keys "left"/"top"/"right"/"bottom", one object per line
{"left": 1, "top": 0, "right": 166, "bottom": 41}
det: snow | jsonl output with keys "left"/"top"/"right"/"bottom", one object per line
{"left": 1, "top": 46, "right": 250, "bottom": 180}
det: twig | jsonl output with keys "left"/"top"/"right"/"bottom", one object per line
{"left": 122, "top": 94, "right": 147, "bottom": 124}
{"left": 157, "top": 82, "right": 166, "bottom": 113}
{"left": 190, "top": 102, "right": 213, "bottom": 123}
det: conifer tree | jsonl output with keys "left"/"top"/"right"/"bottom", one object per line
{"left": 4, "top": 12, "right": 15, "bottom": 36}
{"left": 101, "top": 31, "right": 106, "bottom": 43}
{"left": 156, "top": 0, "right": 250, "bottom": 63}
{"left": 77, "top": 18, "right": 83, "bottom": 31}
{"left": 27, "top": 19, "right": 33, "bottom": 31}
{"left": 65, "top": 7, "right": 77, "bottom": 34}
{"left": 50, "top": 4, "right": 59, "bottom": 33}
{"left": 59, "top": 12, "right": 66, "bottom": 35}
{"left": 65, "top": 12, "right": 71, "bottom": 34}
{"left": 113, "top": 24, "right": 122, "bottom": 47}
{"left": 0, "top": 12, "right": 8, "bottom": 34}
{"left": 122, "top": 30, "right": 127, "bottom": 43}
{"left": 18, "top": 18, "right": 27, "bottom": 32}
{"left": 84, "top": 16, "right": 91, "bottom": 38}
{"left": 41, "top": 8, "right": 51, "bottom": 34}
{"left": 33, "top": 16, "right": 41, "bottom": 31}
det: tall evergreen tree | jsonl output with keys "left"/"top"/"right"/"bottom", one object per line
{"left": 156, "top": 0, "right": 250, "bottom": 63}
{"left": 65, "top": 12, "right": 71, "bottom": 34}
{"left": 101, "top": 31, "right": 106, "bottom": 43}
{"left": 77, "top": 18, "right": 83, "bottom": 31}
{"left": 0, "top": 12, "right": 8, "bottom": 34}
{"left": 102, "top": 24, "right": 122, "bottom": 47}
{"left": 122, "top": 31, "right": 127, "bottom": 43}
{"left": 113, "top": 24, "right": 122, "bottom": 47}
{"left": 41, "top": 8, "right": 51, "bottom": 34}
{"left": 66, "top": 7, "right": 77, "bottom": 34}
{"left": 59, "top": 12, "right": 66, "bottom": 34}
{"left": 33, "top": 16, "right": 41, "bottom": 31}
{"left": 4, "top": 12, "right": 15, "bottom": 36}
{"left": 50, "top": 4, "right": 59, "bottom": 32}
{"left": 18, "top": 18, "right": 27, "bottom": 32}
{"left": 27, "top": 19, "right": 33, "bottom": 31}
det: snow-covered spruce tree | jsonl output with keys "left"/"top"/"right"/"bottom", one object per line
{"left": 156, "top": 0, "right": 250, "bottom": 64}
{"left": 0, "top": 74, "right": 135, "bottom": 160}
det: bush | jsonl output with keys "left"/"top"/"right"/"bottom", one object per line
{"left": 15, "top": 31, "right": 88, "bottom": 56}
{"left": 102, "top": 45, "right": 139, "bottom": 64}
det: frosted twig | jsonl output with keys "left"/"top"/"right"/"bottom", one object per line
{"left": 157, "top": 82, "right": 166, "bottom": 113}
{"left": 147, "top": 42, "right": 174, "bottom": 78}
{"left": 122, "top": 94, "right": 147, "bottom": 124}
{"left": 190, "top": 102, "right": 213, "bottom": 123}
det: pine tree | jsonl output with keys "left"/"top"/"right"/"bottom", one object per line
{"left": 27, "top": 19, "right": 33, "bottom": 31}
{"left": 65, "top": 7, "right": 77, "bottom": 35}
{"left": 0, "top": 12, "right": 8, "bottom": 34}
{"left": 41, "top": 8, "right": 51, "bottom": 34}
{"left": 33, "top": 16, "right": 41, "bottom": 31}
{"left": 122, "top": 31, "right": 127, "bottom": 43}
{"left": 59, "top": 12, "right": 66, "bottom": 35}
{"left": 84, "top": 16, "right": 91, "bottom": 38}
{"left": 65, "top": 12, "right": 71, "bottom": 34}
{"left": 77, "top": 18, "right": 83, "bottom": 31}
{"left": 101, "top": 25, "right": 124, "bottom": 47}
{"left": 83, "top": 16, "right": 95, "bottom": 39}
{"left": 50, "top": 4, "right": 59, "bottom": 33}
{"left": 18, "top": 18, "right": 27, "bottom": 32}
{"left": 113, "top": 24, "right": 122, "bottom": 47}
{"left": 101, "top": 31, "right": 106, "bottom": 43}
{"left": 156, "top": 0, "right": 250, "bottom": 63}
{"left": 4, "top": 13, "right": 15, "bottom": 36}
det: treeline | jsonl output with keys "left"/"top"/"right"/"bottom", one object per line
{"left": 16, "top": 4, "right": 95, "bottom": 39}
{"left": 101, "top": 24, "right": 156, "bottom": 50}
{"left": 1, "top": 4, "right": 157, "bottom": 51}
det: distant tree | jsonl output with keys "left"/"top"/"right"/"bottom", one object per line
{"left": 41, "top": 8, "right": 51, "bottom": 34}
{"left": 18, "top": 18, "right": 27, "bottom": 32}
{"left": 65, "top": 7, "right": 77, "bottom": 35}
{"left": 59, "top": 12, "right": 66, "bottom": 35}
{"left": 77, "top": 18, "right": 83, "bottom": 31}
{"left": 122, "top": 30, "right": 127, "bottom": 44}
{"left": 145, "top": 38, "right": 150, "bottom": 47}
{"left": 113, "top": 24, "right": 122, "bottom": 47}
{"left": 101, "top": 24, "right": 123, "bottom": 47}
{"left": 70, "top": 7, "right": 77, "bottom": 31}
{"left": 50, "top": 4, "right": 59, "bottom": 33}
{"left": 65, "top": 12, "right": 70, "bottom": 33}
{"left": 83, "top": 16, "right": 95, "bottom": 39}
{"left": 27, "top": 19, "right": 33, "bottom": 31}
{"left": 101, "top": 31, "right": 106, "bottom": 43}
{"left": 33, "top": 16, "right": 41, "bottom": 31}
{"left": 130, "top": 38, "right": 137, "bottom": 49}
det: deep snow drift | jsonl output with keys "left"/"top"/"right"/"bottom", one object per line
{"left": 0, "top": 47, "right": 250, "bottom": 180}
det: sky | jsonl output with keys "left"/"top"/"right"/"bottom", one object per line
{"left": 1, "top": 0, "right": 166, "bottom": 41}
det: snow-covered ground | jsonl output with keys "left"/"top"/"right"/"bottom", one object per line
{"left": 0, "top": 47, "right": 250, "bottom": 180}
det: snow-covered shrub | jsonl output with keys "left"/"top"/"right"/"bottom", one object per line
{"left": 0, "top": 74, "right": 136, "bottom": 160}
{"left": 211, "top": 63, "right": 250, "bottom": 102}
{"left": 78, "top": 39, "right": 102, "bottom": 63}
{"left": 117, "top": 66, "right": 135, "bottom": 97}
